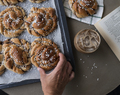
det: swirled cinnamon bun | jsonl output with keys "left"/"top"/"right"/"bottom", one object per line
{"left": 31, "top": 38, "right": 60, "bottom": 71}
{"left": 0, "top": 41, "right": 5, "bottom": 75}
{"left": 25, "top": 7, "right": 57, "bottom": 37}
{"left": 29, "top": 0, "right": 45, "bottom": 3}
{"left": 0, "top": 6, "right": 26, "bottom": 37}
{"left": 0, "top": 0, "right": 24, "bottom": 6}
{"left": 3, "top": 38, "right": 31, "bottom": 74}
{"left": 69, "top": 0, "right": 98, "bottom": 18}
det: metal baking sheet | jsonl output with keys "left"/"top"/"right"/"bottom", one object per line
{"left": 0, "top": 0, "right": 64, "bottom": 84}
{"left": 0, "top": 0, "right": 75, "bottom": 89}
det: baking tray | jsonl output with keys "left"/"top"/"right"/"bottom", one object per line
{"left": 0, "top": 0, "right": 75, "bottom": 89}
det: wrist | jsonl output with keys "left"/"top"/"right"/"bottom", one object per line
{"left": 43, "top": 88, "right": 63, "bottom": 95}
{"left": 44, "top": 94, "right": 60, "bottom": 95}
{"left": 44, "top": 93, "right": 61, "bottom": 95}
{"left": 44, "top": 91, "right": 62, "bottom": 95}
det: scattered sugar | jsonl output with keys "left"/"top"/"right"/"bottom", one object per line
{"left": 91, "top": 72, "right": 93, "bottom": 74}
{"left": 97, "top": 78, "right": 99, "bottom": 81}
{"left": 45, "top": 53, "right": 50, "bottom": 57}
{"left": 76, "top": 85, "right": 79, "bottom": 87}
{"left": 80, "top": 58, "right": 82, "bottom": 60}
{"left": 91, "top": 67, "right": 93, "bottom": 70}
{"left": 93, "top": 63, "right": 98, "bottom": 68}
{"left": 89, "top": 63, "right": 98, "bottom": 71}
{"left": 83, "top": 75, "right": 85, "bottom": 77}
{"left": 83, "top": 75, "right": 87, "bottom": 78}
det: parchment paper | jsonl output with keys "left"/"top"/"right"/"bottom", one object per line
{"left": 0, "top": 0, "right": 64, "bottom": 84}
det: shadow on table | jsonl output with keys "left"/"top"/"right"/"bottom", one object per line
{"left": 0, "top": 89, "right": 8, "bottom": 95}
{"left": 107, "top": 85, "right": 120, "bottom": 95}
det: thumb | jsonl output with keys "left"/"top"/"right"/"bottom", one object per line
{"left": 37, "top": 67, "right": 46, "bottom": 78}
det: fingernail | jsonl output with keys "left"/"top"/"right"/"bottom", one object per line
{"left": 37, "top": 67, "right": 40, "bottom": 71}
{"left": 59, "top": 53, "right": 62, "bottom": 55}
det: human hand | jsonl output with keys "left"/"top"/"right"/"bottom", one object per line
{"left": 38, "top": 53, "right": 75, "bottom": 95}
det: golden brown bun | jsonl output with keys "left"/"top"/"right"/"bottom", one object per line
{"left": 0, "top": 0, "right": 24, "bottom": 6}
{"left": 25, "top": 7, "right": 57, "bottom": 37}
{"left": 29, "top": 0, "right": 45, "bottom": 3}
{"left": 3, "top": 38, "right": 31, "bottom": 74}
{"left": 0, "top": 41, "right": 5, "bottom": 75}
{"left": 69, "top": 0, "right": 98, "bottom": 18}
{"left": 31, "top": 38, "right": 60, "bottom": 71}
{"left": 0, "top": 6, "right": 26, "bottom": 38}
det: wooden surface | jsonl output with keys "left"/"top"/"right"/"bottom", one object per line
{"left": 3, "top": 0, "right": 120, "bottom": 95}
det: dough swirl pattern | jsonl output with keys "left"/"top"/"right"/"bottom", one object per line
{"left": 31, "top": 38, "right": 60, "bottom": 71}
{"left": 0, "top": 6, "right": 26, "bottom": 37}
{"left": 69, "top": 0, "right": 98, "bottom": 18}
{"left": 3, "top": 38, "right": 31, "bottom": 74}
{"left": 0, "top": 41, "right": 5, "bottom": 75}
{"left": 0, "top": 0, "right": 24, "bottom": 6}
{"left": 29, "top": 0, "right": 45, "bottom": 3}
{"left": 25, "top": 7, "right": 57, "bottom": 37}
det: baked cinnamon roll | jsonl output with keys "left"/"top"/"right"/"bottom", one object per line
{"left": 0, "top": 0, "right": 24, "bottom": 6}
{"left": 29, "top": 0, "right": 45, "bottom": 3}
{"left": 69, "top": 0, "right": 98, "bottom": 18}
{"left": 0, "top": 6, "right": 26, "bottom": 37}
{"left": 0, "top": 41, "right": 5, "bottom": 75}
{"left": 31, "top": 38, "right": 60, "bottom": 71}
{"left": 3, "top": 38, "right": 31, "bottom": 74}
{"left": 25, "top": 7, "right": 57, "bottom": 37}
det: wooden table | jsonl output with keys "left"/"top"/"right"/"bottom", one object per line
{"left": 3, "top": 0, "right": 120, "bottom": 95}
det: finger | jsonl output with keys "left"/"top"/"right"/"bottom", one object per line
{"left": 54, "top": 53, "right": 66, "bottom": 71}
{"left": 37, "top": 67, "right": 46, "bottom": 79}
{"left": 58, "top": 53, "right": 66, "bottom": 66}
{"left": 63, "top": 61, "right": 68, "bottom": 73}
{"left": 61, "top": 61, "right": 68, "bottom": 77}
{"left": 69, "top": 71, "right": 75, "bottom": 81}
{"left": 67, "top": 62, "right": 72, "bottom": 74}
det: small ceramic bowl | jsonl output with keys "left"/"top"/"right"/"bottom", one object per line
{"left": 74, "top": 29, "right": 101, "bottom": 53}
